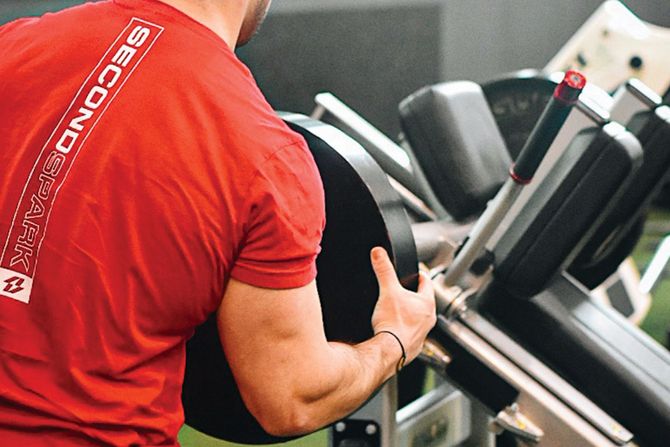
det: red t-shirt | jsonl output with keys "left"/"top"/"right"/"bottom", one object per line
{"left": 0, "top": 0, "right": 325, "bottom": 445}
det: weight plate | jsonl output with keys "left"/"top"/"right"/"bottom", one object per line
{"left": 482, "top": 70, "right": 557, "bottom": 160}
{"left": 181, "top": 114, "right": 418, "bottom": 443}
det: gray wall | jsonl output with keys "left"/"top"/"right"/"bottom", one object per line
{"left": 0, "top": 0, "right": 84, "bottom": 19}
{"left": 438, "top": 0, "right": 670, "bottom": 82}
{"left": 1, "top": 0, "right": 669, "bottom": 135}
{"left": 239, "top": 0, "right": 670, "bottom": 135}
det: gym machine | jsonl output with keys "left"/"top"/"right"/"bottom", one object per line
{"left": 483, "top": 0, "right": 670, "bottom": 321}
{"left": 335, "top": 73, "right": 670, "bottom": 447}
{"left": 319, "top": 73, "right": 670, "bottom": 447}
{"left": 180, "top": 2, "right": 670, "bottom": 446}
{"left": 180, "top": 66, "right": 670, "bottom": 446}
{"left": 545, "top": 0, "right": 670, "bottom": 96}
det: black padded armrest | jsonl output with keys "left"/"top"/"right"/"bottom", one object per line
{"left": 399, "top": 82, "right": 511, "bottom": 221}
{"left": 493, "top": 122, "right": 642, "bottom": 298}
{"left": 478, "top": 275, "right": 670, "bottom": 447}
{"left": 571, "top": 106, "right": 670, "bottom": 276}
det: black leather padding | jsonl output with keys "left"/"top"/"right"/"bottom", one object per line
{"left": 399, "top": 81, "right": 512, "bottom": 221}
{"left": 478, "top": 274, "right": 670, "bottom": 447}
{"left": 493, "top": 123, "right": 643, "bottom": 298}
{"left": 570, "top": 106, "right": 670, "bottom": 287}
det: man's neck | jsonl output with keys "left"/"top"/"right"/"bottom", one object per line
{"left": 157, "top": 0, "right": 244, "bottom": 49}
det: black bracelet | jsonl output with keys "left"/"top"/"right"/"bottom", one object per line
{"left": 376, "top": 330, "right": 406, "bottom": 372}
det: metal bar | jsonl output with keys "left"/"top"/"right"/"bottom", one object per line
{"left": 314, "top": 92, "right": 449, "bottom": 218}
{"left": 387, "top": 176, "right": 437, "bottom": 222}
{"left": 459, "top": 311, "right": 634, "bottom": 444}
{"left": 438, "top": 315, "right": 633, "bottom": 446}
{"left": 640, "top": 235, "right": 670, "bottom": 294}
{"left": 442, "top": 180, "right": 521, "bottom": 285}
{"left": 396, "top": 383, "right": 471, "bottom": 447}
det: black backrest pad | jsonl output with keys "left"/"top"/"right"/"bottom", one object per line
{"left": 493, "top": 123, "right": 643, "bottom": 298}
{"left": 479, "top": 275, "right": 670, "bottom": 447}
{"left": 573, "top": 105, "right": 670, "bottom": 269}
{"left": 399, "top": 81, "right": 512, "bottom": 221}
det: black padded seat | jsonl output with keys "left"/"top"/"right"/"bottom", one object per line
{"left": 570, "top": 105, "right": 670, "bottom": 287}
{"left": 399, "top": 82, "right": 512, "bottom": 221}
{"left": 493, "top": 121, "right": 642, "bottom": 298}
{"left": 478, "top": 274, "right": 670, "bottom": 447}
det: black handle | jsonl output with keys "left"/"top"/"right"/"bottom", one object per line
{"left": 511, "top": 70, "right": 586, "bottom": 183}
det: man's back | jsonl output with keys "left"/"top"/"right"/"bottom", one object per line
{"left": 0, "top": 1, "right": 324, "bottom": 445}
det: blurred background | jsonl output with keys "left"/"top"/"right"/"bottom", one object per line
{"left": 2, "top": 0, "right": 669, "bottom": 136}
{"left": 1, "top": 1, "right": 668, "bottom": 446}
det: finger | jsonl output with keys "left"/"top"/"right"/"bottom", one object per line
{"left": 416, "top": 271, "right": 435, "bottom": 299}
{"left": 370, "top": 247, "right": 400, "bottom": 292}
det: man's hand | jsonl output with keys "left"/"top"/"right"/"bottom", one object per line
{"left": 370, "top": 247, "right": 436, "bottom": 364}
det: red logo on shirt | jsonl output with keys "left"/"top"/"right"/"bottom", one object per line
{"left": 3, "top": 277, "right": 25, "bottom": 295}
{"left": 0, "top": 18, "right": 164, "bottom": 304}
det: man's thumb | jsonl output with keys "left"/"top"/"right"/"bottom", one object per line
{"left": 370, "top": 247, "right": 399, "bottom": 291}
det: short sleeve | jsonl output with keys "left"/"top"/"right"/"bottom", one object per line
{"left": 230, "top": 141, "right": 326, "bottom": 289}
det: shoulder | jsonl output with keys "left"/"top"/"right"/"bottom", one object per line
{"left": 166, "top": 45, "right": 305, "bottom": 169}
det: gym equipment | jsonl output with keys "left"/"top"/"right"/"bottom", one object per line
{"left": 569, "top": 80, "right": 670, "bottom": 288}
{"left": 182, "top": 114, "right": 419, "bottom": 444}
{"left": 640, "top": 235, "right": 670, "bottom": 294}
{"left": 482, "top": 70, "right": 556, "bottom": 159}
{"left": 545, "top": 0, "right": 670, "bottom": 95}
{"left": 545, "top": 0, "right": 670, "bottom": 210}
{"left": 483, "top": 71, "right": 670, "bottom": 309}
{"left": 398, "top": 81, "right": 512, "bottom": 222}
{"left": 312, "top": 92, "right": 448, "bottom": 222}
{"left": 325, "top": 86, "right": 646, "bottom": 446}
{"left": 309, "top": 73, "right": 668, "bottom": 446}
{"left": 182, "top": 14, "right": 670, "bottom": 441}
{"left": 441, "top": 71, "right": 586, "bottom": 287}
{"left": 396, "top": 65, "right": 670, "bottom": 445}
{"left": 468, "top": 84, "right": 670, "bottom": 445}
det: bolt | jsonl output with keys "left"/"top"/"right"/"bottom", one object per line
{"left": 629, "top": 55, "right": 643, "bottom": 70}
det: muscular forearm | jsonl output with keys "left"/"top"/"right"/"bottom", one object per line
{"left": 291, "top": 334, "right": 401, "bottom": 431}
{"left": 242, "top": 332, "right": 402, "bottom": 437}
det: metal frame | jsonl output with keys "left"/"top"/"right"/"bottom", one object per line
{"left": 317, "top": 92, "right": 637, "bottom": 447}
